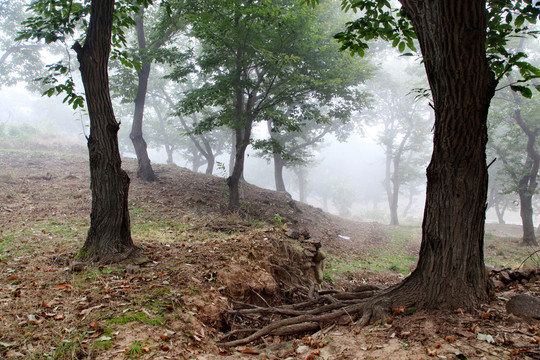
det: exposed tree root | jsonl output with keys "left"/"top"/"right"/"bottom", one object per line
{"left": 220, "top": 285, "right": 395, "bottom": 347}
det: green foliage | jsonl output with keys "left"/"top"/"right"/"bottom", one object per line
{"left": 178, "top": 0, "right": 372, "bottom": 136}
{"left": 17, "top": 0, "right": 152, "bottom": 109}
{"left": 335, "top": 0, "right": 540, "bottom": 97}
{"left": 270, "top": 213, "right": 287, "bottom": 228}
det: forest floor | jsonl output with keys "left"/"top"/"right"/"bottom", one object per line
{"left": 1, "top": 141, "right": 540, "bottom": 359}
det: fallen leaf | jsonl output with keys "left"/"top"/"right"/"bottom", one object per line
{"left": 528, "top": 325, "right": 539, "bottom": 332}
{"left": 79, "top": 304, "right": 104, "bottom": 319}
{"left": 530, "top": 337, "right": 540, "bottom": 344}
{"left": 392, "top": 306, "right": 406, "bottom": 316}
{"left": 426, "top": 348, "right": 437, "bottom": 356}
{"left": 90, "top": 321, "right": 99, "bottom": 330}
{"left": 52, "top": 283, "right": 73, "bottom": 291}
{"left": 386, "top": 316, "right": 393, "bottom": 324}
{"left": 481, "top": 312, "right": 490, "bottom": 319}
{"left": 476, "top": 333, "right": 495, "bottom": 344}
{"left": 306, "top": 355, "right": 317, "bottom": 360}
{"left": 159, "top": 334, "right": 170, "bottom": 341}
{"left": 434, "top": 342, "right": 441, "bottom": 349}
{"left": 142, "top": 344, "right": 151, "bottom": 352}
{"left": 41, "top": 300, "right": 54, "bottom": 308}
{"left": 53, "top": 313, "right": 64, "bottom": 320}
{"left": 161, "top": 344, "right": 170, "bottom": 351}
{"left": 6, "top": 275, "right": 18, "bottom": 281}
{"left": 466, "top": 325, "right": 476, "bottom": 333}
{"left": 445, "top": 335, "right": 456, "bottom": 343}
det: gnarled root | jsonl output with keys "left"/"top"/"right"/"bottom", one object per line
{"left": 220, "top": 285, "right": 397, "bottom": 347}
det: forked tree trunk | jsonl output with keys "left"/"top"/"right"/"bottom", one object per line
{"left": 130, "top": 9, "right": 157, "bottom": 182}
{"left": 392, "top": 0, "right": 496, "bottom": 309}
{"left": 73, "top": 0, "right": 137, "bottom": 263}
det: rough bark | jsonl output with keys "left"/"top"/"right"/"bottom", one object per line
{"left": 130, "top": 9, "right": 157, "bottom": 182}
{"left": 392, "top": 0, "right": 496, "bottom": 309}
{"left": 73, "top": 0, "right": 138, "bottom": 263}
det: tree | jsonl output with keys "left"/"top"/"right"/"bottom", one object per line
{"left": 489, "top": 80, "right": 540, "bottom": 245}
{"left": 179, "top": 0, "right": 371, "bottom": 210}
{"left": 253, "top": 97, "right": 365, "bottom": 193}
{"left": 327, "top": 0, "right": 539, "bottom": 309}
{"left": 367, "top": 71, "right": 432, "bottom": 225}
{"left": 0, "top": 0, "right": 46, "bottom": 90}
{"left": 19, "top": 0, "right": 143, "bottom": 262}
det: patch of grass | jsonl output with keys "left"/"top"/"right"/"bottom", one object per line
{"left": 108, "top": 311, "right": 165, "bottom": 327}
{"left": 130, "top": 208, "right": 145, "bottom": 215}
{"left": 127, "top": 341, "right": 148, "bottom": 359}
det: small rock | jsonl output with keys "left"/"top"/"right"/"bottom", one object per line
{"left": 506, "top": 294, "right": 540, "bottom": 319}
{"left": 296, "top": 345, "right": 311, "bottom": 355}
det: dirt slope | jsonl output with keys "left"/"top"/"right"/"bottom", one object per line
{"left": 1, "top": 145, "right": 540, "bottom": 360}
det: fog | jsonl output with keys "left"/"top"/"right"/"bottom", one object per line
{"left": 1, "top": 57, "right": 531, "bottom": 227}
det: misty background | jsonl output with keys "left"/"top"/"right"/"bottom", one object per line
{"left": 1, "top": 0, "right": 538, "bottom": 228}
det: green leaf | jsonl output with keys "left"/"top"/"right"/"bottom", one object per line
{"left": 510, "top": 85, "right": 532, "bottom": 98}
{"left": 515, "top": 15, "right": 525, "bottom": 27}
{"left": 398, "top": 41, "right": 405, "bottom": 53}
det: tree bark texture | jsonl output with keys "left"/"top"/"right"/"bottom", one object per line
{"left": 130, "top": 9, "right": 157, "bottom": 182}
{"left": 73, "top": 0, "right": 137, "bottom": 263}
{"left": 395, "top": 0, "right": 497, "bottom": 309}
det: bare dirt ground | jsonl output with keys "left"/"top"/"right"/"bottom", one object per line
{"left": 1, "top": 143, "right": 540, "bottom": 359}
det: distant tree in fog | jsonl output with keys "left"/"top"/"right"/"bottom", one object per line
{"left": 488, "top": 77, "right": 540, "bottom": 246}
{"left": 367, "top": 71, "right": 431, "bottom": 225}
{"left": 0, "top": 0, "right": 46, "bottom": 90}
{"left": 253, "top": 97, "right": 366, "bottom": 193}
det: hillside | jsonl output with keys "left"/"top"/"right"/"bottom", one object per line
{"left": 1, "top": 145, "right": 540, "bottom": 359}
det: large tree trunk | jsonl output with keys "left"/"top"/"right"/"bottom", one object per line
{"left": 130, "top": 9, "right": 157, "bottom": 182}
{"left": 73, "top": 0, "right": 138, "bottom": 263}
{"left": 392, "top": 0, "right": 497, "bottom": 309}
{"left": 273, "top": 153, "right": 287, "bottom": 192}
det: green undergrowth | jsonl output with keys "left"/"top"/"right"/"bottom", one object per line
{"left": 324, "top": 224, "right": 539, "bottom": 285}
